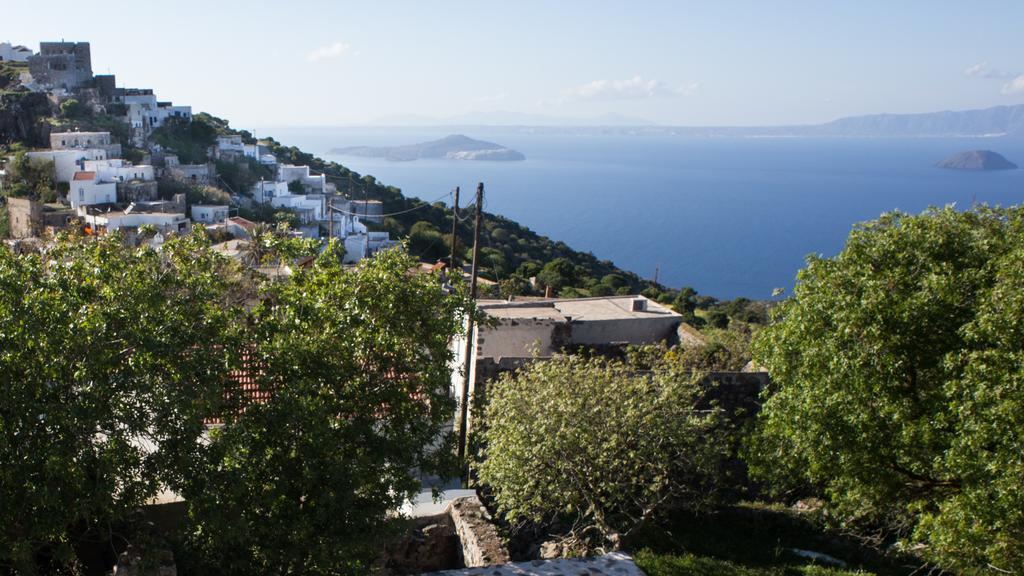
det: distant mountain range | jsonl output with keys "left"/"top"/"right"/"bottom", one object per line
{"left": 363, "top": 105, "right": 1024, "bottom": 138}
{"left": 808, "top": 105, "right": 1024, "bottom": 137}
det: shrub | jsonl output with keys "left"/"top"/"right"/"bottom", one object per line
{"left": 476, "top": 355, "right": 726, "bottom": 551}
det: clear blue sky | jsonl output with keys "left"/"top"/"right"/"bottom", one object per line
{"left": 4, "top": 1, "right": 1023, "bottom": 127}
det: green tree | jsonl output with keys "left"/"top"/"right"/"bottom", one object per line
{"left": 3, "top": 151, "right": 55, "bottom": 201}
{"left": 408, "top": 220, "right": 446, "bottom": 261}
{"left": 476, "top": 355, "right": 725, "bottom": 552}
{"left": 536, "top": 257, "right": 576, "bottom": 293}
{"left": 749, "top": 206, "right": 1024, "bottom": 573}
{"left": 240, "top": 222, "right": 278, "bottom": 268}
{"left": 59, "top": 98, "right": 86, "bottom": 119}
{"left": 183, "top": 247, "right": 467, "bottom": 574}
{"left": 0, "top": 231, "right": 240, "bottom": 572}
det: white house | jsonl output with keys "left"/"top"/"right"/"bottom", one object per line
{"left": 270, "top": 193, "right": 325, "bottom": 222}
{"left": 252, "top": 179, "right": 290, "bottom": 203}
{"left": 123, "top": 89, "right": 191, "bottom": 146}
{"left": 82, "top": 159, "right": 154, "bottom": 183}
{"left": 217, "top": 135, "right": 244, "bottom": 153}
{"left": 23, "top": 148, "right": 107, "bottom": 183}
{"left": 80, "top": 206, "right": 190, "bottom": 235}
{"left": 69, "top": 171, "right": 117, "bottom": 209}
{"left": 277, "top": 164, "right": 327, "bottom": 194}
{"left": 191, "top": 204, "right": 229, "bottom": 224}
{"left": 343, "top": 232, "right": 398, "bottom": 264}
{"left": 243, "top": 143, "right": 277, "bottom": 165}
{"left": 0, "top": 42, "right": 32, "bottom": 62}
{"left": 156, "top": 102, "right": 191, "bottom": 124}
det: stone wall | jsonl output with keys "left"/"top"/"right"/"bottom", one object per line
{"left": 449, "top": 497, "right": 511, "bottom": 568}
{"left": 382, "top": 513, "right": 460, "bottom": 574}
{"left": 120, "top": 180, "right": 160, "bottom": 203}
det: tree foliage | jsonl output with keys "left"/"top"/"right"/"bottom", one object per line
{"left": 151, "top": 116, "right": 217, "bottom": 164}
{"left": 0, "top": 232, "right": 465, "bottom": 573}
{"left": 2, "top": 151, "right": 56, "bottom": 202}
{"left": 58, "top": 98, "right": 86, "bottom": 119}
{"left": 183, "top": 247, "right": 466, "bottom": 574}
{"left": 749, "top": 206, "right": 1024, "bottom": 573}
{"left": 476, "top": 355, "right": 725, "bottom": 551}
{"left": 0, "top": 231, "right": 239, "bottom": 572}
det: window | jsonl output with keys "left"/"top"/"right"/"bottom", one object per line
{"left": 78, "top": 189, "right": 84, "bottom": 200}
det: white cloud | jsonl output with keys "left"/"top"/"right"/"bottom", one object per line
{"left": 1002, "top": 75, "right": 1024, "bottom": 95}
{"left": 306, "top": 42, "right": 351, "bottom": 62}
{"left": 560, "top": 75, "right": 699, "bottom": 103}
{"left": 964, "top": 62, "right": 1009, "bottom": 79}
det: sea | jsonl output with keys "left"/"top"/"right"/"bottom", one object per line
{"left": 258, "top": 126, "right": 1024, "bottom": 300}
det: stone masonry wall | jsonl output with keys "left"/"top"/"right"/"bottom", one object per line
{"left": 449, "top": 497, "right": 511, "bottom": 568}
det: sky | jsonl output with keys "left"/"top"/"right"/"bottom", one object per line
{"left": 4, "top": 1, "right": 1023, "bottom": 128}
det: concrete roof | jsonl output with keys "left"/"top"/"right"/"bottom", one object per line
{"left": 480, "top": 295, "right": 679, "bottom": 323}
{"left": 481, "top": 302, "right": 566, "bottom": 322}
{"left": 554, "top": 295, "right": 679, "bottom": 321}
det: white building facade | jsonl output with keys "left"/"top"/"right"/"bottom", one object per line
{"left": 69, "top": 172, "right": 117, "bottom": 209}
{"left": 191, "top": 204, "right": 229, "bottom": 224}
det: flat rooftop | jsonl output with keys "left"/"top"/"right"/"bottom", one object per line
{"left": 480, "top": 295, "right": 680, "bottom": 322}
{"left": 554, "top": 295, "right": 679, "bottom": 321}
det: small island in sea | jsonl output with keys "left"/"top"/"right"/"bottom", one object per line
{"left": 935, "top": 150, "right": 1018, "bottom": 171}
{"left": 330, "top": 134, "right": 525, "bottom": 162}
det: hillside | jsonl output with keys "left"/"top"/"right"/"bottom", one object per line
{"left": 0, "top": 96, "right": 758, "bottom": 322}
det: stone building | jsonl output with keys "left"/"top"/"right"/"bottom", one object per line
{"left": 7, "top": 197, "right": 75, "bottom": 238}
{"left": 6, "top": 197, "right": 42, "bottom": 238}
{"left": 50, "top": 130, "right": 122, "bottom": 158}
{"left": 167, "top": 163, "right": 214, "bottom": 185}
{"left": 119, "top": 180, "right": 159, "bottom": 203}
{"left": 27, "top": 41, "right": 92, "bottom": 90}
{"left": 450, "top": 295, "right": 684, "bottom": 435}
{"left": 347, "top": 199, "right": 384, "bottom": 223}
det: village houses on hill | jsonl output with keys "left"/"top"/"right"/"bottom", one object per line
{"left": 2, "top": 40, "right": 395, "bottom": 265}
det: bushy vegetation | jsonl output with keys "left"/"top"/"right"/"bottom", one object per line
{"left": 1, "top": 150, "right": 57, "bottom": 202}
{"left": 151, "top": 115, "right": 217, "bottom": 164}
{"left": 0, "top": 232, "right": 238, "bottom": 572}
{"left": 0, "top": 232, "right": 467, "bottom": 574}
{"left": 749, "top": 206, "right": 1024, "bottom": 574}
{"left": 476, "top": 354, "right": 727, "bottom": 551}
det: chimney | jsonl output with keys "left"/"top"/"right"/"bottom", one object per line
{"left": 631, "top": 298, "right": 648, "bottom": 312}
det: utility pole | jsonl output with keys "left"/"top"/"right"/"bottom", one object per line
{"left": 457, "top": 182, "right": 484, "bottom": 482}
{"left": 449, "top": 186, "right": 460, "bottom": 269}
{"left": 327, "top": 196, "right": 333, "bottom": 240}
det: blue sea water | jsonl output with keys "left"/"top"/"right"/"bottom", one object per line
{"left": 259, "top": 126, "right": 1024, "bottom": 299}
